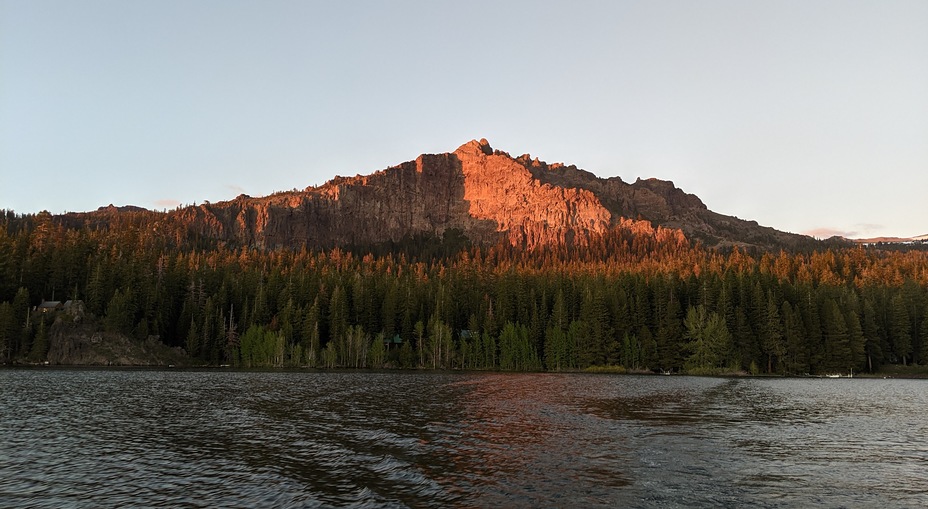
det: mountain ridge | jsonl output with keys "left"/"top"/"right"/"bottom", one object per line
{"left": 65, "top": 139, "right": 822, "bottom": 251}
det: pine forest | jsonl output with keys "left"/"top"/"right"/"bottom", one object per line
{"left": 3, "top": 209, "right": 928, "bottom": 376}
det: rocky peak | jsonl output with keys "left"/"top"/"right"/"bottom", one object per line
{"left": 104, "top": 138, "right": 812, "bottom": 250}
{"left": 456, "top": 138, "right": 494, "bottom": 157}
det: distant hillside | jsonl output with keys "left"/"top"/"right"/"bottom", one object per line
{"left": 852, "top": 234, "right": 928, "bottom": 245}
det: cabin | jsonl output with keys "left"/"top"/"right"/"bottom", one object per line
{"left": 36, "top": 300, "right": 63, "bottom": 313}
{"left": 384, "top": 334, "right": 404, "bottom": 349}
{"left": 34, "top": 300, "right": 85, "bottom": 317}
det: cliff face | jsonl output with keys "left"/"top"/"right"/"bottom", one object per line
{"left": 138, "top": 139, "right": 809, "bottom": 250}
{"left": 172, "top": 139, "right": 617, "bottom": 249}
{"left": 454, "top": 139, "right": 612, "bottom": 247}
{"left": 520, "top": 154, "right": 802, "bottom": 248}
{"left": 174, "top": 151, "right": 486, "bottom": 248}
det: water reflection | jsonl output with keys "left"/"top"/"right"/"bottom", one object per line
{"left": 441, "top": 374, "right": 632, "bottom": 507}
{"left": 1, "top": 369, "right": 927, "bottom": 508}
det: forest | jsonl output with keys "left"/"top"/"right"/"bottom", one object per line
{"left": 2, "top": 208, "right": 928, "bottom": 375}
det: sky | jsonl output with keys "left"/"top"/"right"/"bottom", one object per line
{"left": 1, "top": 0, "right": 926, "bottom": 239}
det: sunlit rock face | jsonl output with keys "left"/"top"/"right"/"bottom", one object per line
{"left": 454, "top": 139, "right": 612, "bottom": 248}
{"left": 164, "top": 139, "right": 809, "bottom": 250}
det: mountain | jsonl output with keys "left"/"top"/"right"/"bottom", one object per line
{"left": 852, "top": 234, "right": 928, "bottom": 245}
{"left": 72, "top": 139, "right": 815, "bottom": 250}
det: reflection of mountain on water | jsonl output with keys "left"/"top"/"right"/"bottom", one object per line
{"left": 443, "top": 374, "right": 632, "bottom": 505}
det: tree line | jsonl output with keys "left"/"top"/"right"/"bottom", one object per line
{"left": 1, "top": 208, "right": 928, "bottom": 374}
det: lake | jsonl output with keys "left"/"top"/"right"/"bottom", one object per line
{"left": 1, "top": 369, "right": 926, "bottom": 508}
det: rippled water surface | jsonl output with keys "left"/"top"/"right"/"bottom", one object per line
{"left": 1, "top": 370, "right": 927, "bottom": 508}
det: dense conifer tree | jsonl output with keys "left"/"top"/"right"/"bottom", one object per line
{"left": 2, "top": 209, "right": 928, "bottom": 372}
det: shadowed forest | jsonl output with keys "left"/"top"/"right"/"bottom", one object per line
{"left": 2, "top": 209, "right": 928, "bottom": 375}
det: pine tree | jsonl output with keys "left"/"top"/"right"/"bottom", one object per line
{"left": 845, "top": 310, "right": 866, "bottom": 373}
{"left": 889, "top": 294, "right": 912, "bottom": 365}
{"left": 328, "top": 284, "right": 349, "bottom": 347}
{"left": 186, "top": 316, "right": 200, "bottom": 359}
{"left": 861, "top": 298, "right": 883, "bottom": 372}
{"left": 683, "top": 305, "right": 731, "bottom": 374}
{"left": 29, "top": 316, "right": 49, "bottom": 362}
{"left": 543, "top": 290, "right": 569, "bottom": 370}
{"left": 655, "top": 291, "right": 683, "bottom": 371}
{"left": 920, "top": 305, "right": 928, "bottom": 366}
{"left": 301, "top": 298, "right": 321, "bottom": 366}
{"left": 821, "top": 299, "right": 850, "bottom": 373}
{"left": 105, "top": 288, "right": 134, "bottom": 333}
{"left": 11, "top": 287, "right": 30, "bottom": 357}
{"left": 761, "top": 295, "right": 785, "bottom": 373}
{"left": 0, "top": 302, "right": 14, "bottom": 362}
{"left": 781, "top": 302, "right": 809, "bottom": 375}
{"left": 86, "top": 263, "right": 107, "bottom": 316}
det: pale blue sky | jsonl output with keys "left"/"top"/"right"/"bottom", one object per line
{"left": 2, "top": 0, "right": 926, "bottom": 238}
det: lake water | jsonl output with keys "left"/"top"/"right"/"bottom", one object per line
{"left": 1, "top": 369, "right": 926, "bottom": 508}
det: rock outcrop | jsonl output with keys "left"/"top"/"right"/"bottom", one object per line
{"left": 74, "top": 139, "right": 814, "bottom": 250}
{"left": 170, "top": 139, "right": 619, "bottom": 249}
{"left": 46, "top": 320, "right": 189, "bottom": 366}
{"left": 454, "top": 139, "right": 612, "bottom": 247}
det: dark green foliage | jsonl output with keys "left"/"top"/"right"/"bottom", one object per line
{"left": 781, "top": 302, "right": 810, "bottom": 374}
{"left": 821, "top": 299, "right": 851, "bottom": 373}
{"left": 29, "top": 317, "right": 49, "bottom": 362}
{"left": 2, "top": 210, "right": 928, "bottom": 373}
{"left": 105, "top": 288, "right": 135, "bottom": 333}
{"left": 889, "top": 294, "right": 912, "bottom": 365}
{"left": 499, "top": 322, "right": 540, "bottom": 371}
{"left": 0, "top": 302, "right": 15, "bottom": 362}
{"left": 237, "top": 324, "right": 284, "bottom": 368}
{"left": 683, "top": 305, "right": 732, "bottom": 374}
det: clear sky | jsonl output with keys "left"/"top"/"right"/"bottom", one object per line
{"left": 2, "top": 0, "right": 926, "bottom": 239}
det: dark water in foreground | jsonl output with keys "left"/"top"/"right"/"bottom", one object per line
{"left": 1, "top": 370, "right": 926, "bottom": 508}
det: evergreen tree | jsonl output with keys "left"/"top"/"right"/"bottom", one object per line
{"left": 761, "top": 295, "right": 785, "bottom": 373}
{"left": 889, "top": 294, "right": 912, "bottom": 365}
{"left": 621, "top": 332, "right": 641, "bottom": 370}
{"left": 799, "top": 290, "right": 824, "bottom": 372}
{"left": 845, "top": 310, "right": 866, "bottom": 373}
{"left": 654, "top": 291, "right": 683, "bottom": 371}
{"left": 11, "top": 287, "right": 30, "bottom": 357}
{"left": 821, "top": 299, "right": 851, "bottom": 373}
{"left": 0, "top": 302, "right": 14, "bottom": 362}
{"left": 301, "top": 298, "right": 321, "bottom": 367}
{"left": 544, "top": 290, "right": 570, "bottom": 371}
{"left": 29, "top": 316, "right": 49, "bottom": 362}
{"left": 328, "top": 284, "right": 349, "bottom": 347}
{"left": 638, "top": 325, "right": 657, "bottom": 369}
{"left": 185, "top": 317, "right": 200, "bottom": 359}
{"left": 781, "top": 302, "right": 809, "bottom": 374}
{"left": 861, "top": 298, "right": 883, "bottom": 372}
{"left": 683, "top": 305, "right": 731, "bottom": 374}
{"left": 481, "top": 330, "right": 497, "bottom": 369}
{"left": 105, "top": 288, "right": 134, "bottom": 333}
{"left": 567, "top": 320, "right": 588, "bottom": 369}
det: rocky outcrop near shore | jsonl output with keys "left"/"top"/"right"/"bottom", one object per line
{"left": 45, "top": 309, "right": 188, "bottom": 366}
